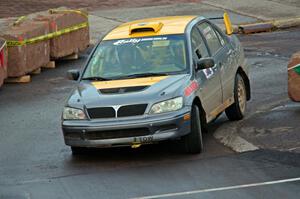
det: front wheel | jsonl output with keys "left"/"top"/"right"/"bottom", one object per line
{"left": 182, "top": 105, "right": 203, "bottom": 154}
{"left": 225, "top": 74, "right": 247, "bottom": 121}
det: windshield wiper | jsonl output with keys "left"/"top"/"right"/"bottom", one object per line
{"left": 81, "top": 76, "right": 113, "bottom": 81}
{"left": 114, "top": 72, "right": 169, "bottom": 80}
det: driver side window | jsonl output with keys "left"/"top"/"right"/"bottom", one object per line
{"left": 197, "top": 22, "right": 223, "bottom": 56}
{"left": 191, "top": 27, "right": 209, "bottom": 60}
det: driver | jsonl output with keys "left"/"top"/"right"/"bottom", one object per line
{"left": 118, "top": 45, "right": 145, "bottom": 74}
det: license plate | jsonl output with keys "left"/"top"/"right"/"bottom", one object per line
{"left": 133, "top": 136, "right": 154, "bottom": 144}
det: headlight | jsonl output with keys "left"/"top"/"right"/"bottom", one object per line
{"left": 63, "top": 107, "right": 87, "bottom": 120}
{"left": 149, "top": 97, "right": 183, "bottom": 114}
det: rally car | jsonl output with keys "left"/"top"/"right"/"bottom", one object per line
{"left": 62, "top": 14, "right": 251, "bottom": 154}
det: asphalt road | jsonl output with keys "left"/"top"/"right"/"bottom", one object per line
{"left": 236, "top": 28, "right": 300, "bottom": 153}
{"left": 0, "top": 28, "right": 300, "bottom": 198}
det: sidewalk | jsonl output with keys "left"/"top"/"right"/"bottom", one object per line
{"left": 202, "top": 0, "right": 300, "bottom": 20}
{"left": 88, "top": 0, "right": 300, "bottom": 43}
{"left": 89, "top": 2, "right": 257, "bottom": 44}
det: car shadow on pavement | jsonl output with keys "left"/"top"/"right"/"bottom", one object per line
{"left": 65, "top": 115, "right": 234, "bottom": 169}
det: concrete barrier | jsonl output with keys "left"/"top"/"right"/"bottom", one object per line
{"left": 30, "top": 7, "right": 90, "bottom": 59}
{"left": 0, "top": 18, "right": 50, "bottom": 78}
{"left": 0, "top": 8, "right": 89, "bottom": 83}
{"left": 272, "top": 17, "right": 300, "bottom": 29}
{"left": 288, "top": 52, "right": 300, "bottom": 102}
{"left": 238, "top": 17, "right": 300, "bottom": 34}
{"left": 238, "top": 22, "right": 275, "bottom": 34}
{"left": 0, "top": 38, "right": 8, "bottom": 87}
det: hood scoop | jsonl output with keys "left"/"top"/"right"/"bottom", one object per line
{"left": 99, "top": 86, "right": 148, "bottom": 94}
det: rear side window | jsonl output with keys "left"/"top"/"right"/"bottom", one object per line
{"left": 197, "top": 22, "right": 222, "bottom": 55}
{"left": 191, "top": 27, "right": 209, "bottom": 59}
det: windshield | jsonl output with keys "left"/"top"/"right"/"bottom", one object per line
{"left": 82, "top": 35, "right": 188, "bottom": 80}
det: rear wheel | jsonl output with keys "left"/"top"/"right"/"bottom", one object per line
{"left": 225, "top": 74, "right": 247, "bottom": 121}
{"left": 182, "top": 105, "right": 203, "bottom": 154}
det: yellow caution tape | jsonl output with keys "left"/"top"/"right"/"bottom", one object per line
{"left": 7, "top": 9, "right": 88, "bottom": 47}
{"left": 6, "top": 21, "right": 88, "bottom": 47}
{"left": 13, "top": 16, "right": 27, "bottom": 26}
{"left": 49, "top": 9, "right": 88, "bottom": 18}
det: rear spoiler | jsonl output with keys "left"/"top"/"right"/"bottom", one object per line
{"left": 208, "top": 12, "right": 233, "bottom": 35}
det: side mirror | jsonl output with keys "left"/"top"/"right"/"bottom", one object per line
{"left": 67, "top": 70, "right": 80, "bottom": 81}
{"left": 196, "top": 58, "right": 215, "bottom": 71}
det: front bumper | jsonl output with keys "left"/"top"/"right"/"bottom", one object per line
{"left": 62, "top": 107, "right": 191, "bottom": 148}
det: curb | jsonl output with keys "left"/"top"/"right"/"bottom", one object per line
{"left": 238, "top": 22, "right": 274, "bottom": 34}
{"left": 213, "top": 125, "right": 259, "bottom": 153}
{"left": 238, "top": 17, "right": 300, "bottom": 34}
{"left": 273, "top": 17, "right": 300, "bottom": 29}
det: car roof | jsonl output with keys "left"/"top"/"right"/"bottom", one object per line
{"left": 103, "top": 16, "right": 198, "bottom": 41}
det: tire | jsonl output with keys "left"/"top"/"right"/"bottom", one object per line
{"left": 71, "top": 146, "right": 88, "bottom": 155}
{"left": 225, "top": 74, "right": 247, "bottom": 121}
{"left": 182, "top": 105, "right": 203, "bottom": 154}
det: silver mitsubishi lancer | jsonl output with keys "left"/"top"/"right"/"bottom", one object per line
{"left": 62, "top": 14, "right": 250, "bottom": 154}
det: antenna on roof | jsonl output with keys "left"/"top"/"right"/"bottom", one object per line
{"left": 208, "top": 12, "right": 233, "bottom": 35}
{"left": 207, "top": 17, "right": 223, "bottom": 20}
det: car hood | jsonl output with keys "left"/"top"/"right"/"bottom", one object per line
{"left": 67, "top": 74, "right": 190, "bottom": 109}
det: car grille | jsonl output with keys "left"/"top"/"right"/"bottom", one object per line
{"left": 87, "top": 104, "right": 148, "bottom": 119}
{"left": 65, "top": 128, "right": 150, "bottom": 140}
{"left": 87, "top": 107, "right": 116, "bottom": 119}
{"left": 118, "top": 104, "right": 147, "bottom": 117}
